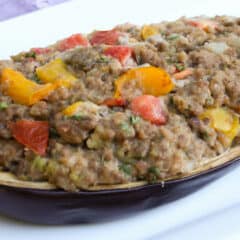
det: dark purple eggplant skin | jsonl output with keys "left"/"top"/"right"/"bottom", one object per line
{"left": 0, "top": 157, "right": 239, "bottom": 225}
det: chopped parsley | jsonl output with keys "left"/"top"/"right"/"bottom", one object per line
{"left": 25, "top": 51, "right": 36, "bottom": 59}
{"left": 120, "top": 122, "right": 131, "bottom": 132}
{"left": 148, "top": 166, "right": 160, "bottom": 182}
{"left": 70, "top": 113, "right": 84, "bottom": 120}
{"left": 175, "top": 63, "right": 185, "bottom": 71}
{"left": 148, "top": 166, "right": 160, "bottom": 176}
{"left": 199, "top": 132, "right": 209, "bottom": 141}
{"left": 31, "top": 73, "right": 41, "bottom": 83}
{"left": 50, "top": 127, "right": 59, "bottom": 138}
{"left": 167, "top": 34, "right": 180, "bottom": 41}
{"left": 130, "top": 115, "right": 140, "bottom": 125}
{"left": 205, "top": 97, "right": 214, "bottom": 106}
{"left": 0, "top": 102, "right": 8, "bottom": 110}
{"left": 119, "top": 163, "right": 132, "bottom": 175}
{"left": 98, "top": 56, "right": 109, "bottom": 63}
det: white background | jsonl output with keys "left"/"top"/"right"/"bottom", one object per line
{"left": 0, "top": 0, "right": 240, "bottom": 239}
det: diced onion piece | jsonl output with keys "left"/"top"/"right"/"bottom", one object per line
{"left": 205, "top": 42, "right": 229, "bottom": 54}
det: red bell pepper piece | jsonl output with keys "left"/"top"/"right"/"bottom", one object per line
{"left": 9, "top": 120, "right": 49, "bottom": 156}
{"left": 102, "top": 97, "right": 127, "bottom": 107}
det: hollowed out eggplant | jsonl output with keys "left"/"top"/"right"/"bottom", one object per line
{"left": 0, "top": 146, "right": 239, "bottom": 224}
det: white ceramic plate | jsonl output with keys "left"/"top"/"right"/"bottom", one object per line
{"left": 0, "top": 0, "right": 240, "bottom": 239}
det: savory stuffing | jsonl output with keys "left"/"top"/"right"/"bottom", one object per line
{"left": 0, "top": 16, "right": 240, "bottom": 191}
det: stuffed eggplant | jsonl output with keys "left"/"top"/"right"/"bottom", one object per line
{"left": 0, "top": 16, "right": 240, "bottom": 194}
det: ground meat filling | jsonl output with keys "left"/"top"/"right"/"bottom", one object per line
{"left": 0, "top": 16, "right": 240, "bottom": 191}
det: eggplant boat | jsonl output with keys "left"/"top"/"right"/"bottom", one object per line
{"left": 0, "top": 16, "right": 240, "bottom": 224}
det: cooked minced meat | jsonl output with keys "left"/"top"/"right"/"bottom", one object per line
{"left": 0, "top": 16, "right": 240, "bottom": 191}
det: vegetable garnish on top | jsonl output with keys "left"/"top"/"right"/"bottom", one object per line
{"left": 0, "top": 16, "right": 240, "bottom": 192}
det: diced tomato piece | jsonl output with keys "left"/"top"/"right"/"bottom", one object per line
{"left": 58, "top": 33, "right": 89, "bottom": 51}
{"left": 31, "top": 47, "right": 51, "bottom": 55}
{"left": 187, "top": 19, "right": 218, "bottom": 31}
{"left": 130, "top": 95, "right": 167, "bottom": 125}
{"left": 9, "top": 120, "right": 49, "bottom": 156}
{"left": 173, "top": 68, "right": 193, "bottom": 80}
{"left": 102, "top": 97, "right": 127, "bottom": 107}
{"left": 104, "top": 46, "right": 132, "bottom": 64}
{"left": 90, "top": 30, "right": 120, "bottom": 45}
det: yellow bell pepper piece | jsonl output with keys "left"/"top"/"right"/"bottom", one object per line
{"left": 62, "top": 101, "right": 101, "bottom": 117}
{"left": 114, "top": 66, "right": 174, "bottom": 98}
{"left": 141, "top": 25, "right": 159, "bottom": 40}
{"left": 200, "top": 108, "right": 240, "bottom": 144}
{"left": 225, "top": 115, "right": 239, "bottom": 142}
{"left": 0, "top": 68, "right": 57, "bottom": 106}
{"left": 62, "top": 101, "right": 83, "bottom": 116}
{"left": 36, "top": 58, "right": 77, "bottom": 88}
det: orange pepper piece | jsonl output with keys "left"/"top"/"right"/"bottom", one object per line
{"left": 0, "top": 68, "right": 57, "bottom": 106}
{"left": 114, "top": 66, "right": 174, "bottom": 98}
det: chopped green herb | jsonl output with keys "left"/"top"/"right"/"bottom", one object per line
{"left": 175, "top": 63, "right": 185, "bottom": 71}
{"left": 25, "top": 51, "right": 36, "bottom": 59}
{"left": 32, "top": 156, "right": 47, "bottom": 172}
{"left": 168, "top": 95, "right": 175, "bottom": 107}
{"left": 0, "top": 102, "right": 8, "bottom": 110}
{"left": 31, "top": 73, "right": 41, "bottom": 83}
{"left": 148, "top": 166, "right": 160, "bottom": 176}
{"left": 205, "top": 97, "right": 214, "bottom": 106}
{"left": 120, "top": 122, "right": 131, "bottom": 132}
{"left": 167, "top": 34, "right": 180, "bottom": 40}
{"left": 119, "top": 163, "right": 132, "bottom": 175}
{"left": 199, "top": 132, "right": 209, "bottom": 141}
{"left": 130, "top": 115, "right": 140, "bottom": 125}
{"left": 70, "top": 113, "right": 83, "bottom": 120}
{"left": 148, "top": 166, "right": 160, "bottom": 183}
{"left": 98, "top": 56, "right": 109, "bottom": 63}
{"left": 50, "top": 127, "right": 59, "bottom": 138}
